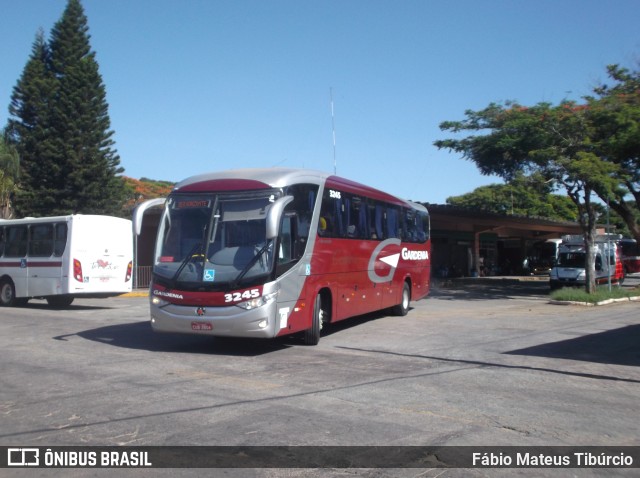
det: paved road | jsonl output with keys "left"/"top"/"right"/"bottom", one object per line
{"left": 1, "top": 280, "right": 638, "bottom": 477}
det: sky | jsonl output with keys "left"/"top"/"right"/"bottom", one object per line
{"left": 1, "top": 0, "right": 639, "bottom": 204}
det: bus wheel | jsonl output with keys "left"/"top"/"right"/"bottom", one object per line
{"left": 393, "top": 282, "right": 411, "bottom": 316}
{"left": 0, "top": 279, "right": 17, "bottom": 307}
{"left": 46, "top": 295, "right": 75, "bottom": 308}
{"left": 303, "top": 294, "right": 324, "bottom": 345}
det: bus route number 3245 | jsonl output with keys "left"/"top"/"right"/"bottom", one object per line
{"left": 224, "top": 289, "right": 260, "bottom": 303}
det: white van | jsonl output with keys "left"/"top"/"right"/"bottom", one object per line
{"left": 0, "top": 215, "right": 133, "bottom": 307}
{"left": 550, "top": 234, "right": 625, "bottom": 290}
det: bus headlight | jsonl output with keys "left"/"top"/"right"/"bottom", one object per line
{"left": 236, "top": 291, "right": 277, "bottom": 310}
{"left": 151, "top": 296, "right": 169, "bottom": 307}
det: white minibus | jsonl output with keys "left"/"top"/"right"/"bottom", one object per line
{"left": 0, "top": 215, "right": 133, "bottom": 307}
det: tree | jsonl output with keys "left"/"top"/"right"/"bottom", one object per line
{"left": 122, "top": 176, "right": 174, "bottom": 215}
{"left": 446, "top": 173, "right": 578, "bottom": 221}
{"left": 435, "top": 101, "right": 619, "bottom": 293}
{"left": 588, "top": 64, "right": 640, "bottom": 242}
{"left": 5, "top": 29, "right": 57, "bottom": 216}
{"left": 6, "top": 0, "right": 125, "bottom": 217}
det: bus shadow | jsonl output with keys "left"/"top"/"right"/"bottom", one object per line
{"left": 505, "top": 324, "right": 640, "bottom": 367}
{"left": 68, "top": 321, "right": 293, "bottom": 357}
{"left": 320, "top": 309, "right": 392, "bottom": 338}
{"left": 69, "top": 309, "right": 407, "bottom": 354}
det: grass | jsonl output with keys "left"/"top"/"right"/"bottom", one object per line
{"left": 550, "top": 285, "right": 640, "bottom": 304}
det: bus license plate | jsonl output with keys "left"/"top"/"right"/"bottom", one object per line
{"left": 191, "top": 321, "right": 212, "bottom": 331}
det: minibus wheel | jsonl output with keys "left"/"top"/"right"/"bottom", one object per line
{"left": 0, "top": 279, "right": 17, "bottom": 307}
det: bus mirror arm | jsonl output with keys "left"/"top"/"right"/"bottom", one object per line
{"left": 133, "top": 198, "right": 166, "bottom": 236}
{"left": 266, "top": 196, "right": 294, "bottom": 240}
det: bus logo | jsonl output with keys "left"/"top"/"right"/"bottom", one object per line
{"left": 380, "top": 253, "right": 400, "bottom": 268}
{"left": 367, "top": 240, "right": 430, "bottom": 283}
{"left": 368, "top": 238, "right": 401, "bottom": 283}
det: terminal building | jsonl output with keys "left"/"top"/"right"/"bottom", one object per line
{"left": 426, "top": 204, "right": 582, "bottom": 279}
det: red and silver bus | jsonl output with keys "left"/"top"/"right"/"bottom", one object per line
{"left": 0, "top": 215, "right": 133, "bottom": 307}
{"left": 142, "top": 168, "right": 430, "bottom": 345}
{"left": 619, "top": 238, "right": 640, "bottom": 274}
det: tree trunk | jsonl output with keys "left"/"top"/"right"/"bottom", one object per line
{"left": 584, "top": 227, "right": 597, "bottom": 294}
{"left": 579, "top": 188, "right": 598, "bottom": 294}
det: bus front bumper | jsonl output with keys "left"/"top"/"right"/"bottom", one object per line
{"left": 150, "top": 300, "right": 279, "bottom": 339}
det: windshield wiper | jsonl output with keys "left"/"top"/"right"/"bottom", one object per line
{"left": 229, "top": 241, "right": 272, "bottom": 290}
{"left": 170, "top": 242, "right": 204, "bottom": 288}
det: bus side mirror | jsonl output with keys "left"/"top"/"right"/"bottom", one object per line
{"left": 266, "top": 196, "right": 294, "bottom": 240}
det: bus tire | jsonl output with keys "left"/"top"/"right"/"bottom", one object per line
{"left": 392, "top": 282, "right": 411, "bottom": 316}
{"left": 303, "top": 293, "right": 324, "bottom": 346}
{"left": 0, "top": 279, "right": 17, "bottom": 307}
{"left": 47, "top": 295, "right": 75, "bottom": 308}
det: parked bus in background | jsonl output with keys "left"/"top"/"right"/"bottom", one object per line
{"left": 0, "top": 215, "right": 133, "bottom": 307}
{"left": 525, "top": 238, "right": 562, "bottom": 275}
{"left": 139, "top": 168, "right": 431, "bottom": 345}
{"left": 549, "top": 234, "right": 624, "bottom": 290}
{"left": 619, "top": 238, "right": 640, "bottom": 275}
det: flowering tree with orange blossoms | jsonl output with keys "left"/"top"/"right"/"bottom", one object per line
{"left": 122, "top": 177, "right": 173, "bottom": 214}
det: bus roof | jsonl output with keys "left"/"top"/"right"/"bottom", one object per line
{"left": 172, "top": 168, "right": 425, "bottom": 211}
{"left": 0, "top": 214, "right": 130, "bottom": 225}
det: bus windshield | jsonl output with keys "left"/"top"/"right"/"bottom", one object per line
{"left": 154, "top": 193, "right": 279, "bottom": 289}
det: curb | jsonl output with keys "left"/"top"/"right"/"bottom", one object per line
{"left": 549, "top": 296, "right": 640, "bottom": 307}
{"left": 120, "top": 291, "right": 149, "bottom": 298}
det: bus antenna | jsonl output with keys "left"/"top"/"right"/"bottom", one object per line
{"left": 330, "top": 87, "right": 337, "bottom": 175}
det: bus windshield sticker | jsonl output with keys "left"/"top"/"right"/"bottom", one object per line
{"left": 203, "top": 269, "right": 215, "bottom": 282}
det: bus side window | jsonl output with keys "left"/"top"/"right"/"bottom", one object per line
{"left": 367, "top": 202, "right": 378, "bottom": 239}
{"left": 416, "top": 211, "right": 429, "bottom": 242}
{"left": 278, "top": 215, "right": 293, "bottom": 264}
{"left": 386, "top": 206, "right": 400, "bottom": 239}
{"left": 404, "top": 209, "right": 416, "bottom": 242}
{"left": 373, "top": 203, "right": 384, "bottom": 239}
{"left": 319, "top": 194, "right": 336, "bottom": 237}
{"left": 276, "top": 214, "right": 301, "bottom": 277}
{"left": 347, "top": 195, "right": 365, "bottom": 239}
{"left": 29, "top": 223, "right": 54, "bottom": 257}
{"left": 0, "top": 227, "right": 4, "bottom": 256}
{"left": 54, "top": 223, "right": 68, "bottom": 257}
{"left": 6, "top": 225, "right": 27, "bottom": 257}
{"left": 403, "top": 209, "right": 429, "bottom": 243}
